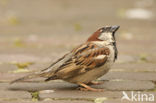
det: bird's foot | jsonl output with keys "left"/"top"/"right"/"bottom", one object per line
{"left": 77, "top": 82, "right": 104, "bottom": 92}
{"left": 87, "top": 81, "right": 104, "bottom": 85}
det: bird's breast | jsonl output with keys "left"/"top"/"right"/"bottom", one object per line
{"left": 107, "top": 45, "right": 115, "bottom": 63}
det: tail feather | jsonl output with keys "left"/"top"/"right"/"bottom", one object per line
{"left": 10, "top": 73, "right": 41, "bottom": 84}
{"left": 10, "top": 69, "right": 57, "bottom": 84}
{"left": 10, "top": 53, "right": 68, "bottom": 84}
{"left": 11, "top": 69, "right": 57, "bottom": 84}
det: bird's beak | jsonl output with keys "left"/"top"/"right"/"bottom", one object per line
{"left": 110, "top": 25, "right": 120, "bottom": 32}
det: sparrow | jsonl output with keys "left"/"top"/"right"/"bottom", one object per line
{"left": 11, "top": 25, "right": 120, "bottom": 92}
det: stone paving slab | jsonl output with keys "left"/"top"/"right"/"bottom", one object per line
{"left": 102, "top": 72, "right": 156, "bottom": 81}
{"left": 0, "top": 100, "right": 154, "bottom": 103}
{"left": 0, "top": 90, "right": 30, "bottom": 100}
{"left": 40, "top": 91, "right": 156, "bottom": 101}
{"left": 0, "top": 100, "right": 155, "bottom": 103}
{"left": 101, "top": 100, "right": 156, "bottom": 103}
{"left": 112, "top": 63, "right": 156, "bottom": 72}
{"left": 1, "top": 71, "right": 156, "bottom": 83}
{"left": 0, "top": 72, "right": 30, "bottom": 82}
{"left": 8, "top": 80, "right": 155, "bottom": 91}
{"left": 0, "top": 88, "right": 155, "bottom": 103}
{"left": 0, "top": 100, "right": 92, "bottom": 103}
{"left": 0, "top": 63, "right": 17, "bottom": 72}
{"left": 39, "top": 90, "right": 122, "bottom": 99}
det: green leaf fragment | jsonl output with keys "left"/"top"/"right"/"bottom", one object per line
{"left": 94, "top": 97, "right": 107, "bottom": 103}
{"left": 30, "top": 91, "right": 40, "bottom": 101}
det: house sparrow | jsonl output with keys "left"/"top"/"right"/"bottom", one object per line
{"left": 11, "top": 25, "right": 120, "bottom": 92}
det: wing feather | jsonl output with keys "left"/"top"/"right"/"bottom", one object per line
{"left": 51, "top": 42, "right": 110, "bottom": 79}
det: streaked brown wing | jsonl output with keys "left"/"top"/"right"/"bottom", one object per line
{"left": 49, "top": 42, "right": 110, "bottom": 79}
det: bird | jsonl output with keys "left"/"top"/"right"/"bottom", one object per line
{"left": 11, "top": 25, "right": 120, "bottom": 92}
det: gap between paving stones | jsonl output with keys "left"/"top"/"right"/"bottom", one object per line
{"left": 0, "top": 97, "right": 94, "bottom": 102}
{"left": 1, "top": 80, "right": 156, "bottom": 102}
{"left": 0, "top": 91, "right": 120, "bottom": 103}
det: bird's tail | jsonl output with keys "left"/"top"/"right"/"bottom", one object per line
{"left": 10, "top": 72, "right": 40, "bottom": 84}
{"left": 10, "top": 53, "right": 67, "bottom": 84}
{"left": 10, "top": 70, "right": 55, "bottom": 84}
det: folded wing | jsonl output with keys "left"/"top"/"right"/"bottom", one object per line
{"left": 46, "top": 42, "right": 110, "bottom": 80}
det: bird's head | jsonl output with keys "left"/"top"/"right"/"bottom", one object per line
{"left": 87, "top": 25, "right": 120, "bottom": 43}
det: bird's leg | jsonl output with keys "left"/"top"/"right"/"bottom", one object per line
{"left": 77, "top": 82, "right": 104, "bottom": 92}
{"left": 87, "top": 81, "right": 104, "bottom": 85}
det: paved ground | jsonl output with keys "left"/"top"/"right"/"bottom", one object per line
{"left": 0, "top": 0, "right": 156, "bottom": 103}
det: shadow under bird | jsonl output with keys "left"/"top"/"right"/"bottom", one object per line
{"left": 11, "top": 25, "right": 120, "bottom": 92}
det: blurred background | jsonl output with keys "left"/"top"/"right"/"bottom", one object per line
{"left": 0, "top": 0, "right": 156, "bottom": 73}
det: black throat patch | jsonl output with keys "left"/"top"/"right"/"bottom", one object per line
{"left": 113, "top": 42, "right": 118, "bottom": 62}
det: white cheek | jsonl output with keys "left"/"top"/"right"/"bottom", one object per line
{"left": 105, "top": 33, "right": 114, "bottom": 42}
{"left": 99, "top": 32, "right": 112, "bottom": 40}
{"left": 107, "top": 33, "right": 113, "bottom": 39}
{"left": 108, "top": 34, "right": 114, "bottom": 42}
